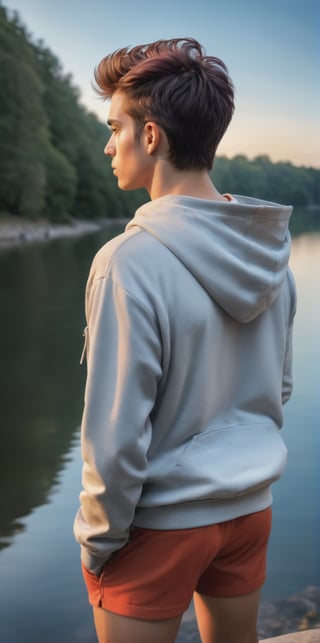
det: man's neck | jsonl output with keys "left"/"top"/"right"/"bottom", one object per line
{"left": 148, "top": 161, "right": 227, "bottom": 202}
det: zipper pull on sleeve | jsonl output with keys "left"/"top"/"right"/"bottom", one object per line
{"left": 80, "top": 326, "right": 88, "bottom": 365}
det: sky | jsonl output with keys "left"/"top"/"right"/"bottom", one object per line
{"left": 3, "top": 0, "right": 320, "bottom": 168}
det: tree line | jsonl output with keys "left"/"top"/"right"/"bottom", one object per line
{"left": 0, "top": 5, "right": 319, "bottom": 227}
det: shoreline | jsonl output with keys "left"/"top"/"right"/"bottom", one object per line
{"left": 0, "top": 216, "right": 128, "bottom": 251}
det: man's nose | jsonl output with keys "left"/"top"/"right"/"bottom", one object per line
{"left": 104, "top": 139, "right": 115, "bottom": 156}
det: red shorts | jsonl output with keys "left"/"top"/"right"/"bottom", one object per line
{"left": 82, "top": 507, "right": 272, "bottom": 620}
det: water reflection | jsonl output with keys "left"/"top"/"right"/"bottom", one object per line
{"left": 0, "top": 434, "right": 97, "bottom": 643}
{"left": 0, "top": 226, "right": 123, "bottom": 549}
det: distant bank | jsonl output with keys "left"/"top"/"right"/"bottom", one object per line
{"left": 0, "top": 217, "right": 128, "bottom": 251}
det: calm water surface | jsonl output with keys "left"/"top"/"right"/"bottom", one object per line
{"left": 0, "top": 223, "right": 319, "bottom": 642}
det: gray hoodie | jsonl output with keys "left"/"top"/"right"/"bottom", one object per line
{"left": 74, "top": 194, "right": 296, "bottom": 575}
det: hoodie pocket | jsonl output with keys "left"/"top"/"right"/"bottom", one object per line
{"left": 175, "top": 423, "right": 287, "bottom": 500}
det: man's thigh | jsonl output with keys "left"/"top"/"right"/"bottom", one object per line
{"left": 194, "top": 590, "right": 260, "bottom": 643}
{"left": 93, "top": 607, "right": 182, "bottom": 643}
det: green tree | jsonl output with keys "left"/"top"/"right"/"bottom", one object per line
{"left": 44, "top": 144, "right": 77, "bottom": 222}
{"left": 0, "top": 7, "right": 49, "bottom": 217}
{"left": 212, "top": 154, "right": 320, "bottom": 207}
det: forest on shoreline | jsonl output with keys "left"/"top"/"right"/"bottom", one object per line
{"left": 1, "top": 5, "right": 319, "bottom": 231}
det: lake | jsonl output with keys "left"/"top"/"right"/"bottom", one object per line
{"left": 0, "top": 218, "right": 319, "bottom": 642}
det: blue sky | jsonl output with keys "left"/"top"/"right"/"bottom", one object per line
{"left": 3, "top": 0, "right": 320, "bottom": 167}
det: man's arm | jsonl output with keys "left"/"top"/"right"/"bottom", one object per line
{"left": 74, "top": 273, "right": 162, "bottom": 575}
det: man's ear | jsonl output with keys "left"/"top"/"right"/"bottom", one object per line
{"left": 143, "top": 121, "right": 161, "bottom": 155}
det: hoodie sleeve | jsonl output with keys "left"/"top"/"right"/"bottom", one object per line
{"left": 73, "top": 271, "right": 162, "bottom": 575}
{"left": 282, "top": 269, "right": 297, "bottom": 405}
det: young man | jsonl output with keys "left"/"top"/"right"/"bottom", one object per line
{"left": 74, "top": 38, "right": 296, "bottom": 643}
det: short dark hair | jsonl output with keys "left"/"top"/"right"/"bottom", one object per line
{"left": 94, "top": 38, "right": 234, "bottom": 170}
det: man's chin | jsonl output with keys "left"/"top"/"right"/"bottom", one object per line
{"left": 118, "top": 183, "right": 130, "bottom": 191}
{"left": 118, "top": 180, "right": 139, "bottom": 192}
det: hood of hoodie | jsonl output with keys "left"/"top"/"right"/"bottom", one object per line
{"left": 126, "top": 194, "right": 293, "bottom": 323}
